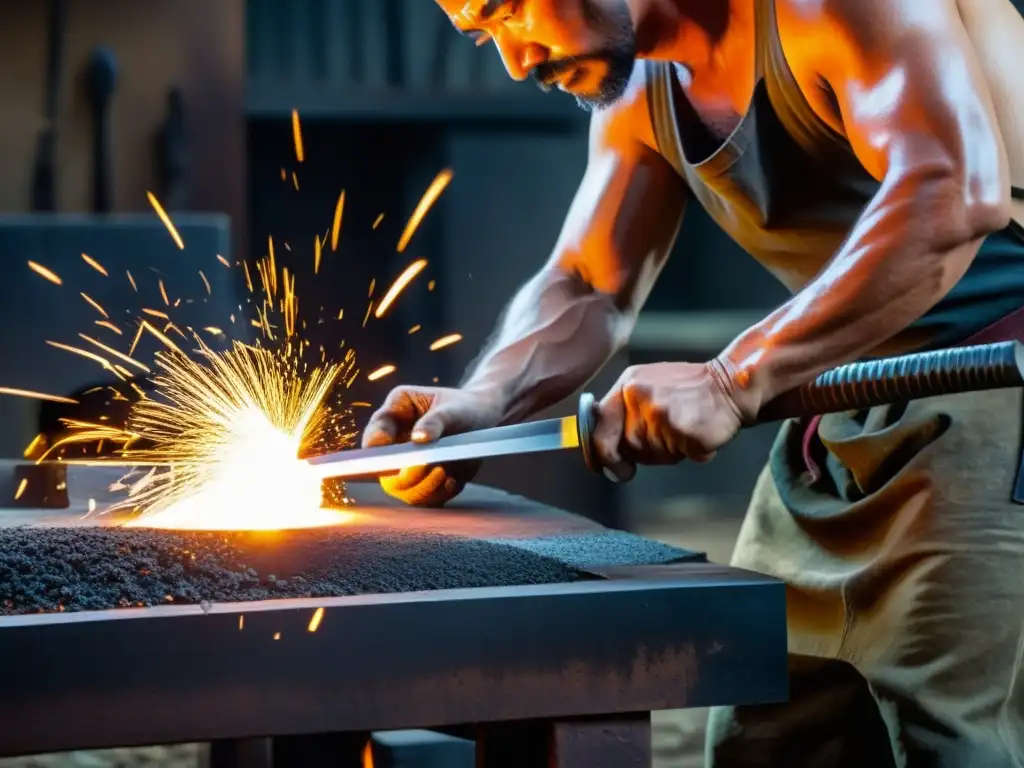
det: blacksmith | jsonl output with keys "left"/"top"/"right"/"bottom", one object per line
{"left": 364, "top": 1, "right": 1024, "bottom": 764}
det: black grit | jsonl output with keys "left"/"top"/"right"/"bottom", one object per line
{"left": 0, "top": 526, "right": 585, "bottom": 615}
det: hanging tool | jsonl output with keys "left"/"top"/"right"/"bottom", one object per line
{"left": 308, "top": 340, "right": 1024, "bottom": 479}
{"left": 156, "top": 87, "right": 188, "bottom": 210}
{"left": 30, "top": 0, "right": 67, "bottom": 212}
{"left": 85, "top": 47, "right": 118, "bottom": 214}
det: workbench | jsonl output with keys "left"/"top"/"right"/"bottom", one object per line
{"left": 0, "top": 463, "right": 788, "bottom": 767}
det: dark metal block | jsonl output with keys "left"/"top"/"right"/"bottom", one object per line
{"left": 0, "top": 563, "right": 785, "bottom": 757}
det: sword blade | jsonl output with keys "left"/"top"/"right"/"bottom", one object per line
{"left": 306, "top": 416, "right": 581, "bottom": 480}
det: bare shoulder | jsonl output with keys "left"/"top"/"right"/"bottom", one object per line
{"left": 774, "top": 0, "right": 1024, "bottom": 185}
{"left": 588, "top": 60, "right": 662, "bottom": 158}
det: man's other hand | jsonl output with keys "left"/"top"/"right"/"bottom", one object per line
{"left": 593, "top": 362, "right": 745, "bottom": 482}
{"left": 361, "top": 386, "right": 504, "bottom": 507}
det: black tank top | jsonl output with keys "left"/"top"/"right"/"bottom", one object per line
{"left": 646, "top": 0, "right": 1024, "bottom": 355}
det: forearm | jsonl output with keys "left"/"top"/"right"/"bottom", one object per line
{"left": 717, "top": 170, "right": 1008, "bottom": 417}
{"left": 460, "top": 266, "right": 631, "bottom": 424}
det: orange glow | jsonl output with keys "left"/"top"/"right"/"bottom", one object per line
{"left": 81, "top": 253, "right": 108, "bottom": 276}
{"left": 374, "top": 259, "right": 427, "bottom": 318}
{"left": 397, "top": 170, "right": 452, "bottom": 253}
{"left": 291, "top": 109, "right": 304, "bottom": 163}
{"left": 147, "top": 192, "right": 185, "bottom": 250}
{"left": 28, "top": 261, "right": 62, "bottom": 285}
{"left": 363, "top": 741, "right": 374, "bottom": 768}
{"left": 0, "top": 387, "right": 77, "bottom": 404}
{"left": 367, "top": 365, "right": 395, "bottom": 381}
{"left": 80, "top": 293, "right": 108, "bottom": 318}
{"left": 331, "top": 190, "right": 346, "bottom": 251}
{"left": 429, "top": 333, "right": 463, "bottom": 351}
{"left": 308, "top": 607, "right": 325, "bottom": 632}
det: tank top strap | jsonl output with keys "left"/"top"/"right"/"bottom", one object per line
{"left": 760, "top": 0, "right": 859, "bottom": 166}
{"left": 645, "top": 60, "right": 687, "bottom": 178}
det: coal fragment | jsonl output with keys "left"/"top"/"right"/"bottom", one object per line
{"left": 0, "top": 526, "right": 584, "bottom": 615}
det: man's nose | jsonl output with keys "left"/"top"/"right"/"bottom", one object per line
{"left": 494, "top": 36, "right": 548, "bottom": 81}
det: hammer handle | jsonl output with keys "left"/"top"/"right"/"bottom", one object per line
{"left": 578, "top": 340, "right": 1024, "bottom": 474}
{"left": 756, "top": 340, "right": 1024, "bottom": 422}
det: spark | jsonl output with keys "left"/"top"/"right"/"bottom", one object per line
{"left": 142, "top": 308, "right": 169, "bottom": 319}
{"left": 362, "top": 301, "right": 373, "bottom": 328}
{"left": 408, "top": 325, "right": 421, "bottom": 335}
{"left": 204, "top": 327, "right": 224, "bottom": 336}
{"left": 331, "top": 190, "right": 345, "bottom": 251}
{"left": 128, "top": 323, "right": 146, "bottom": 357}
{"left": 23, "top": 434, "right": 43, "bottom": 458}
{"left": 314, "top": 235, "right": 322, "bottom": 275}
{"left": 429, "top": 333, "right": 463, "bottom": 351}
{"left": 397, "top": 169, "right": 452, "bottom": 253}
{"left": 0, "top": 387, "right": 77, "bottom": 404}
{"left": 374, "top": 259, "right": 427, "bottom": 318}
{"left": 337, "top": 308, "right": 344, "bottom": 320}
{"left": 82, "top": 253, "right": 108, "bottom": 276}
{"left": 363, "top": 742, "right": 374, "bottom": 768}
{"left": 291, "top": 171, "right": 299, "bottom": 190}
{"left": 77, "top": 334, "right": 151, "bottom": 372}
{"left": 126, "top": 270, "right": 138, "bottom": 291}
{"left": 428, "top": 280, "right": 435, "bottom": 291}
{"left": 96, "top": 320, "right": 123, "bottom": 335}
{"left": 147, "top": 192, "right": 185, "bottom": 249}
{"left": 28, "top": 261, "right": 62, "bottom": 285}
{"left": 239, "top": 615, "right": 245, "bottom": 630}
{"left": 199, "top": 270, "right": 211, "bottom": 295}
{"left": 273, "top": 632, "right": 282, "bottom": 641}
{"left": 114, "top": 340, "right": 354, "bottom": 530}
{"left": 88, "top": 499, "right": 96, "bottom": 514}
{"left": 308, "top": 607, "right": 325, "bottom": 632}
{"left": 80, "top": 293, "right": 108, "bottom": 318}
{"left": 291, "top": 109, "right": 304, "bottom": 163}
{"left": 13, "top": 478, "right": 27, "bottom": 501}
{"left": 367, "top": 365, "right": 395, "bottom": 382}
{"left": 367, "top": 279, "right": 376, "bottom": 298}
{"left": 372, "top": 213, "right": 384, "bottom": 229}
{"left": 217, "top": 254, "right": 231, "bottom": 268}
{"left": 159, "top": 280, "right": 170, "bottom": 306}
{"left": 47, "top": 340, "right": 123, "bottom": 378}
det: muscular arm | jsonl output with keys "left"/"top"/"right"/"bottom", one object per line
{"left": 718, "top": 0, "right": 1012, "bottom": 416}
{"left": 460, "top": 81, "right": 688, "bottom": 424}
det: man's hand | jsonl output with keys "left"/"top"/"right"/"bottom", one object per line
{"left": 593, "top": 362, "right": 746, "bottom": 482}
{"left": 361, "top": 386, "right": 505, "bottom": 507}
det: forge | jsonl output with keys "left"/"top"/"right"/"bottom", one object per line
{"left": 0, "top": 461, "right": 788, "bottom": 767}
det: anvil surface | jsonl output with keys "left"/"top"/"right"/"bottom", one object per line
{"left": 0, "top": 464, "right": 787, "bottom": 758}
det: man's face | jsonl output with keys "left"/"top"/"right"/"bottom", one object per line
{"left": 437, "top": 0, "right": 637, "bottom": 111}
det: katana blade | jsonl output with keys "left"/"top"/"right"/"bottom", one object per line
{"left": 307, "top": 416, "right": 581, "bottom": 480}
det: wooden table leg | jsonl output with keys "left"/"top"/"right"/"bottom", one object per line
{"left": 476, "top": 713, "right": 652, "bottom": 768}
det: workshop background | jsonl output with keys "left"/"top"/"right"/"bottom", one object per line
{"left": 8, "top": 1, "right": 1011, "bottom": 767}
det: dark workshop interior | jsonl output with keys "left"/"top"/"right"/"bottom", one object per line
{"left": 11, "top": 1, "right": 1021, "bottom": 768}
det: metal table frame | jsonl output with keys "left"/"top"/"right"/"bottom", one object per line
{"left": 0, "top": 562, "right": 786, "bottom": 767}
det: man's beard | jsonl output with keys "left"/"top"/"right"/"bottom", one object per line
{"left": 531, "top": 0, "right": 636, "bottom": 111}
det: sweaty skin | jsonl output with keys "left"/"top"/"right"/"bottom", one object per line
{"left": 365, "top": 0, "right": 1024, "bottom": 503}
